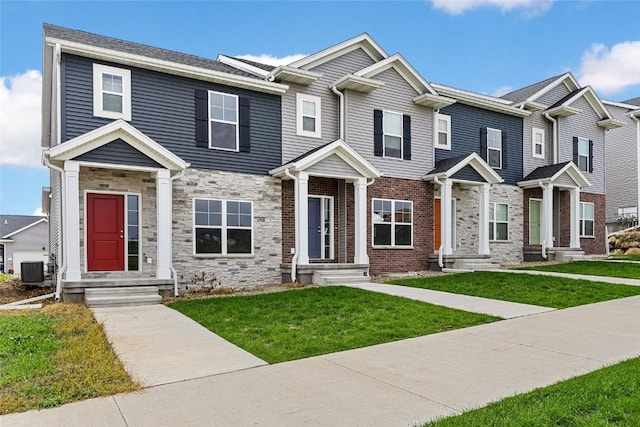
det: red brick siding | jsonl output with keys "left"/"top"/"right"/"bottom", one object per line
{"left": 282, "top": 180, "right": 295, "bottom": 263}
{"left": 558, "top": 190, "right": 571, "bottom": 247}
{"left": 523, "top": 188, "right": 542, "bottom": 247}
{"left": 580, "top": 193, "right": 606, "bottom": 254}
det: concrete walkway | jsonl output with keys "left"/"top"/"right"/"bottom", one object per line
{"left": 342, "top": 282, "right": 555, "bottom": 318}
{"left": 498, "top": 268, "right": 640, "bottom": 286}
{"left": 3, "top": 295, "right": 639, "bottom": 427}
{"left": 92, "top": 305, "right": 267, "bottom": 387}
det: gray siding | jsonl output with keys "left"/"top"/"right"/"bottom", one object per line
{"left": 2, "top": 222, "right": 49, "bottom": 271}
{"left": 306, "top": 154, "right": 361, "bottom": 177}
{"left": 557, "top": 96, "right": 606, "bottom": 194}
{"left": 605, "top": 104, "right": 639, "bottom": 222}
{"left": 554, "top": 172, "right": 577, "bottom": 187}
{"left": 74, "top": 139, "right": 163, "bottom": 168}
{"left": 438, "top": 103, "right": 523, "bottom": 185}
{"left": 522, "top": 113, "right": 553, "bottom": 177}
{"left": 49, "top": 169, "right": 61, "bottom": 265}
{"left": 61, "top": 54, "right": 282, "bottom": 175}
{"left": 537, "top": 83, "right": 571, "bottom": 106}
{"left": 281, "top": 47, "right": 376, "bottom": 164}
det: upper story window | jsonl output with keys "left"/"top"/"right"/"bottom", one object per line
{"left": 532, "top": 127, "right": 545, "bottom": 159}
{"left": 296, "top": 93, "right": 321, "bottom": 138}
{"left": 194, "top": 198, "right": 253, "bottom": 255}
{"left": 487, "top": 128, "right": 502, "bottom": 169}
{"left": 576, "top": 137, "right": 590, "bottom": 172}
{"left": 489, "top": 202, "right": 509, "bottom": 241}
{"left": 435, "top": 114, "right": 451, "bottom": 150}
{"left": 209, "top": 91, "right": 239, "bottom": 151}
{"left": 374, "top": 109, "right": 411, "bottom": 160}
{"left": 383, "top": 111, "right": 403, "bottom": 159}
{"left": 372, "top": 199, "right": 413, "bottom": 247}
{"left": 579, "top": 202, "right": 594, "bottom": 237}
{"left": 93, "top": 64, "right": 131, "bottom": 120}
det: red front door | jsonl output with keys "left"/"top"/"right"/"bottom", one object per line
{"left": 87, "top": 193, "right": 125, "bottom": 271}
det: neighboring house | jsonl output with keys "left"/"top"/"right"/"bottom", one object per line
{"left": 0, "top": 215, "right": 49, "bottom": 275}
{"left": 603, "top": 97, "right": 640, "bottom": 232}
{"left": 501, "top": 73, "right": 623, "bottom": 259}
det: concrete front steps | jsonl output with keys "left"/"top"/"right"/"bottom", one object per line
{"left": 85, "top": 286, "right": 162, "bottom": 308}
{"left": 312, "top": 269, "right": 370, "bottom": 285}
{"left": 452, "top": 257, "right": 501, "bottom": 271}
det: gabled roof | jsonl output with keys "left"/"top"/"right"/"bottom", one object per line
{"left": 624, "top": 97, "right": 640, "bottom": 107}
{"left": 432, "top": 83, "right": 530, "bottom": 117}
{"left": 217, "top": 55, "right": 272, "bottom": 77}
{"left": 227, "top": 56, "right": 276, "bottom": 72}
{"left": 545, "top": 86, "right": 624, "bottom": 129}
{"left": 45, "top": 120, "right": 188, "bottom": 172}
{"left": 270, "top": 139, "right": 381, "bottom": 179}
{"left": 354, "top": 54, "right": 437, "bottom": 95}
{"left": 289, "top": 33, "right": 388, "bottom": 71}
{"left": 423, "top": 152, "right": 503, "bottom": 184}
{"left": 0, "top": 215, "right": 48, "bottom": 240}
{"left": 501, "top": 73, "right": 580, "bottom": 105}
{"left": 518, "top": 161, "right": 590, "bottom": 189}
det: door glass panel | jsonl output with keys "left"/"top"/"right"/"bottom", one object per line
{"left": 529, "top": 200, "right": 541, "bottom": 245}
{"left": 127, "top": 195, "right": 139, "bottom": 270}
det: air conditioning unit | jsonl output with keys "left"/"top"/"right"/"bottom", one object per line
{"left": 21, "top": 261, "right": 44, "bottom": 283}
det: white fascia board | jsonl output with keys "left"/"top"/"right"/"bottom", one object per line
{"left": 423, "top": 153, "right": 503, "bottom": 184}
{"left": 432, "top": 83, "right": 514, "bottom": 105}
{"left": 4, "top": 218, "right": 48, "bottom": 239}
{"left": 598, "top": 118, "right": 626, "bottom": 130}
{"left": 333, "top": 74, "right": 385, "bottom": 92}
{"left": 545, "top": 105, "right": 582, "bottom": 117}
{"left": 549, "top": 163, "right": 591, "bottom": 188}
{"left": 513, "top": 101, "right": 546, "bottom": 111}
{"left": 216, "top": 55, "right": 270, "bottom": 77}
{"left": 268, "top": 66, "right": 322, "bottom": 85}
{"left": 289, "top": 33, "right": 388, "bottom": 70}
{"left": 413, "top": 93, "right": 456, "bottom": 109}
{"left": 46, "top": 38, "right": 289, "bottom": 95}
{"left": 527, "top": 72, "right": 580, "bottom": 103}
{"left": 355, "top": 54, "right": 435, "bottom": 95}
{"left": 432, "top": 84, "right": 531, "bottom": 117}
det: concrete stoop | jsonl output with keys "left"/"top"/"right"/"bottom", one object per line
{"left": 452, "top": 258, "right": 501, "bottom": 271}
{"left": 312, "top": 269, "right": 370, "bottom": 285}
{"left": 85, "top": 286, "right": 162, "bottom": 308}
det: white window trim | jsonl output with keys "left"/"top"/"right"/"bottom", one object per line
{"left": 309, "top": 195, "right": 334, "bottom": 260}
{"left": 383, "top": 110, "right": 403, "bottom": 159}
{"left": 296, "top": 93, "right": 322, "bottom": 138}
{"left": 208, "top": 91, "right": 239, "bottom": 152}
{"left": 532, "top": 127, "right": 545, "bottom": 159}
{"left": 487, "top": 127, "right": 502, "bottom": 169}
{"left": 489, "top": 202, "right": 509, "bottom": 241}
{"left": 435, "top": 113, "right": 451, "bottom": 150}
{"left": 579, "top": 201, "right": 595, "bottom": 237}
{"left": 193, "top": 198, "right": 254, "bottom": 257}
{"left": 93, "top": 64, "right": 132, "bottom": 121}
{"left": 371, "top": 198, "right": 413, "bottom": 248}
{"left": 577, "top": 136, "right": 590, "bottom": 173}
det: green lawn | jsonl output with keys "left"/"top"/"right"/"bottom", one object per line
{"left": 388, "top": 272, "right": 640, "bottom": 309}
{"left": 520, "top": 260, "right": 640, "bottom": 280}
{"left": 610, "top": 253, "right": 640, "bottom": 261}
{"left": 423, "top": 357, "right": 640, "bottom": 426}
{"left": 168, "top": 286, "right": 498, "bottom": 363}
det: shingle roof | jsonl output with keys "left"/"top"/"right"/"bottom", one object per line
{"left": 500, "top": 74, "right": 563, "bottom": 103}
{"left": 547, "top": 88, "right": 583, "bottom": 110}
{"left": 229, "top": 56, "right": 276, "bottom": 72}
{"left": 43, "top": 24, "right": 259, "bottom": 79}
{"left": 522, "top": 162, "right": 571, "bottom": 181}
{"left": 623, "top": 97, "right": 640, "bottom": 107}
{"left": 426, "top": 154, "right": 473, "bottom": 175}
{"left": 0, "top": 215, "right": 46, "bottom": 239}
{"left": 287, "top": 142, "right": 334, "bottom": 164}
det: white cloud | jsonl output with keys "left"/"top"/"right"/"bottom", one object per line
{"left": 431, "top": 0, "right": 553, "bottom": 17}
{"left": 0, "top": 70, "right": 42, "bottom": 167}
{"left": 235, "top": 53, "right": 307, "bottom": 66}
{"left": 492, "top": 86, "right": 514, "bottom": 97}
{"left": 32, "top": 207, "right": 45, "bottom": 216}
{"left": 578, "top": 41, "right": 640, "bottom": 95}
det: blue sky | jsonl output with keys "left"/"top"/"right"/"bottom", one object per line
{"left": 1, "top": 0, "right": 639, "bottom": 215}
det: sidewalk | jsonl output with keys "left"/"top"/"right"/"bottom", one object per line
{"left": 498, "top": 268, "right": 640, "bottom": 286}
{"left": 3, "top": 295, "right": 639, "bottom": 427}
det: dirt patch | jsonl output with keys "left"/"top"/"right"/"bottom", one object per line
{"left": 163, "top": 281, "right": 310, "bottom": 303}
{"left": 0, "top": 278, "right": 55, "bottom": 306}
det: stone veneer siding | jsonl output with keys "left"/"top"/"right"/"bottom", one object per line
{"left": 79, "top": 168, "right": 157, "bottom": 278}
{"left": 172, "top": 169, "right": 282, "bottom": 289}
{"left": 368, "top": 177, "right": 433, "bottom": 274}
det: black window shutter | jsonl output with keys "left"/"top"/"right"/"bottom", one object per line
{"left": 402, "top": 114, "right": 411, "bottom": 160}
{"left": 501, "top": 131, "right": 508, "bottom": 169}
{"left": 373, "top": 109, "right": 383, "bottom": 157}
{"left": 572, "top": 137, "right": 579, "bottom": 165}
{"left": 195, "top": 89, "right": 209, "bottom": 148}
{"left": 588, "top": 139, "right": 594, "bottom": 173}
{"left": 238, "top": 97, "right": 251, "bottom": 153}
{"left": 479, "top": 127, "right": 488, "bottom": 161}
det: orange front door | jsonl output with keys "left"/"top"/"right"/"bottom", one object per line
{"left": 87, "top": 193, "right": 125, "bottom": 271}
{"left": 434, "top": 198, "right": 441, "bottom": 250}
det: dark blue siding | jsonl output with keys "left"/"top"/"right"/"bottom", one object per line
{"left": 437, "top": 103, "right": 523, "bottom": 185}
{"left": 74, "top": 139, "right": 163, "bottom": 168}
{"left": 61, "top": 54, "right": 282, "bottom": 175}
{"left": 451, "top": 165, "right": 485, "bottom": 182}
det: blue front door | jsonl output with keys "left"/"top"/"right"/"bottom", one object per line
{"left": 308, "top": 198, "right": 322, "bottom": 259}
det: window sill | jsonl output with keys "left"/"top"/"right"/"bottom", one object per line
{"left": 489, "top": 240, "right": 512, "bottom": 243}
{"left": 435, "top": 145, "right": 451, "bottom": 151}
{"left": 193, "top": 254, "right": 255, "bottom": 259}
{"left": 372, "top": 246, "right": 414, "bottom": 250}
{"left": 580, "top": 236, "right": 595, "bottom": 239}
{"left": 296, "top": 131, "right": 322, "bottom": 139}
{"left": 381, "top": 156, "right": 407, "bottom": 161}
{"left": 532, "top": 155, "right": 545, "bottom": 160}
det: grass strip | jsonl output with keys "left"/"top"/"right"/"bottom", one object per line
{"left": 0, "top": 304, "right": 138, "bottom": 414}
{"left": 169, "top": 286, "right": 498, "bottom": 363}
{"left": 389, "top": 271, "right": 640, "bottom": 309}
{"left": 423, "top": 357, "right": 640, "bottom": 426}
{"left": 518, "top": 260, "right": 640, "bottom": 280}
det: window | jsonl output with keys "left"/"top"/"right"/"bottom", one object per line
{"left": 532, "top": 127, "right": 545, "bottom": 159}
{"left": 296, "top": 93, "right": 321, "bottom": 138}
{"left": 127, "top": 195, "right": 140, "bottom": 271}
{"left": 383, "top": 111, "right": 403, "bottom": 158}
{"left": 489, "top": 202, "right": 509, "bottom": 241}
{"left": 208, "top": 92, "right": 239, "bottom": 151}
{"left": 487, "top": 128, "right": 502, "bottom": 169}
{"left": 194, "top": 199, "right": 252, "bottom": 255}
{"left": 435, "top": 114, "right": 451, "bottom": 150}
{"left": 372, "top": 199, "right": 412, "bottom": 247}
{"left": 93, "top": 64, "right": 131, "bottom": 120}
{"left": 577, "top": 137, "right": 589, "bottom": 172}
{"left": 579, "top": 202, "right": 594, "bottom": 237}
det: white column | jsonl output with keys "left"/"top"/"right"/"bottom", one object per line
{"left": 297, "top": 172, "right": 310, "bottom": 265}
{"left": 353, "top": 178, "right": 369, "bottom": 265}
{"left": 569, "top": 187, "right": 581, "bottom": 249}
{"left": 542, "top": 183, "right": 554, "bottom": 248}
{"left": 478, "top": 183, "right": 490, "bottom": 255}
{"left": 440, "top": 178, "right": 453, "bottom": 255}
{"left": 156, "top": 169, "right": 172, "bottom": 279}
{"left": 64, "top": 161, "right": 81, "bottom": 281}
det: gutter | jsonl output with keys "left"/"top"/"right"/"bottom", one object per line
{"left": 544, "top": 112, "right": 558, "bottom": 164}
{"left": 331, "top": 85, "right": 345, "bottom": 140}
{"left": 284, "top": 168, "right": 299, "bottom": 282}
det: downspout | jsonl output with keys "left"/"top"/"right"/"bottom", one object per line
{"left": 169, "top": 169, "right": 187, "bottom": 297}
{"left": 331, "top": 85, "right": 345, "bottom": 140}
{"left": 544, "top": 112, "right": 558, "bottom": 164}
{"left": 284, "top": 168, "right": 299, "bottom": 282}
{"left": 538, "top": 181, "right": 547, "bottom": 260}
{"left": 432, "top": 176, "right": 445, "bottom": 269}
{"left": 43, "top": 156, "right": 65, "bottom": 300}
